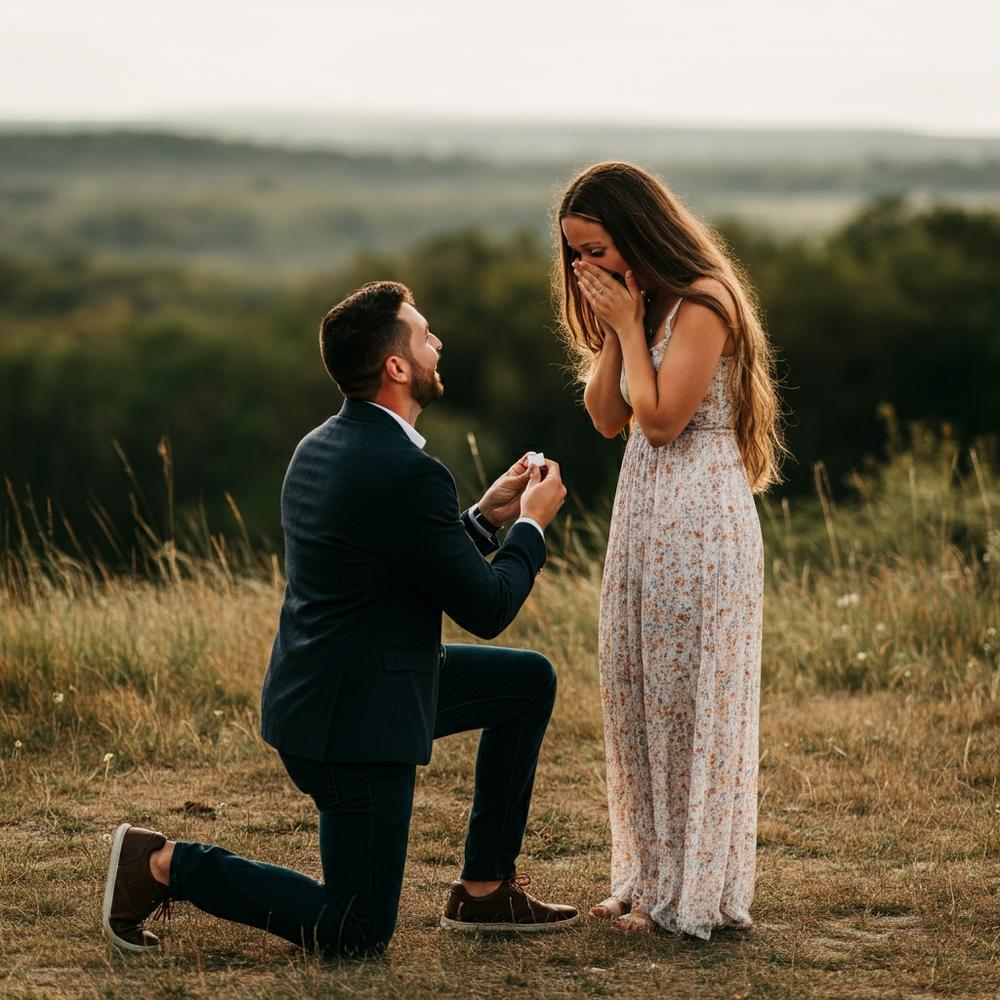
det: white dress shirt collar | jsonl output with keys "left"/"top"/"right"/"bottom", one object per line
{"left": 363, "top": 401, "right": 426, "bottom": 450}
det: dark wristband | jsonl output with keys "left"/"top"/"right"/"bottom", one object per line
{"left": 472, "top": 505, "right": 501, "bottom": 534}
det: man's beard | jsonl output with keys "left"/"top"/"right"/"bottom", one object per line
{"left": 409, "top": 357, "right": 444, "bottom": 409}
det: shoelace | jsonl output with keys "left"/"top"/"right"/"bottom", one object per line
{"left": 150, "top": 898, "right": 172, "bottom": 923}
{"left": 505, "top": 873, "right": 540, "bottom": 920}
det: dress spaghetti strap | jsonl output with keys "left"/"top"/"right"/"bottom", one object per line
{"left": 667, "top": 296, "right": 683, "bottom": 326}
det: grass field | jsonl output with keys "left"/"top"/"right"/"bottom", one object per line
{"left": 1, "top": 428, "right": 998, "bottom": 998}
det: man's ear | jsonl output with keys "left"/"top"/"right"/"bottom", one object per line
{"left": 384, "top": 354, "right": 409, "bottom": 385}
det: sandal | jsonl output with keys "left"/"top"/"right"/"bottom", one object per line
{"left": 589, "top": 896, "right": 630, "bottom": 919}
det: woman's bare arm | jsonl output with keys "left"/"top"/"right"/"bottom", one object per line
{"left": 582, "top": 330, "right": 633, "bottom": 438}
{"left": 618, "top": 300, "right": 729, "bottom": 447}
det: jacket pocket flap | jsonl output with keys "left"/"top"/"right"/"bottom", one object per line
{"left": 383, "top": 648, "right": 436, "bottom": 674}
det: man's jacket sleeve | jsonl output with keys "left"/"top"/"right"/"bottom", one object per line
{"left": 382, "top": 458, "right": 545, "bottom": 639}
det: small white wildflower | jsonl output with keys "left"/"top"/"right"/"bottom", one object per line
{"left": 985, "top": 642, "right": 992, "bottom": 652}
{"left": 213, "top": 710, "right": 224, "bottom": 718}
{"left": 903, "top": 669, "right": 912, "bottom": 678}
{"left": 14, "top": 740, "right": 22, "bottom": 749}
{"left": 982, "top": 553, "right": 992, "bottom": 563}
{"left": 856, "top": 652, "right": 868, "bottom": 661}
{"left": 839, "top": 624, "right": 850, "bottom": 634}
{"left": 103, "top": 752, "right": 114, "bottom": 764}
{"left": 987, "top": 627, "right": 996, "bottom": 637}
{"left": 837, "top": 593, "right": 860, "bottom": 608}
{"left": 875, "top": 623, "right": 886, "bottom": 633}
{"left": 53, "top": 691, "right": 65, "bottom": 704}
{"left": 783, "top": 741, "right": 790, "bottom": 748}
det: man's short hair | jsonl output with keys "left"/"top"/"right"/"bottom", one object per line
{"left": 319, "top": 281, "right": 415, "bottom": 398}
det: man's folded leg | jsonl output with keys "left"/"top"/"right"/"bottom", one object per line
{"left": 168, "top": 840, "right": 344, "bottom": 951}
{"left": 104, "top": 758, "right": 415, "bottom": 957}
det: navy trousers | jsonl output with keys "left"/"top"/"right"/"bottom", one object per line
{"left": 169, "top": 644, "right": 557, "bottom": 956}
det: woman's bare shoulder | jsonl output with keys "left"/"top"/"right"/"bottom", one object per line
{"left": 684, "top": 276, "right": 738, "bottom": 326}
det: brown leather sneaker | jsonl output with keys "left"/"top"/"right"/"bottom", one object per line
{"left": 440, "top": 874, "right": 579, "bottom": 932}
{"left": 101, "top": 823, "right": 171, "bottom": 952}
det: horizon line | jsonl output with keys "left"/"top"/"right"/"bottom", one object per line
{"left": 1, "top": 106, "right": 999, "bottom": 141}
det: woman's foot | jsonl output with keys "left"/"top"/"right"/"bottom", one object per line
{"left": 589, "top": 896, "right": 629, "bottom": 919}
{"left": 611, "top": 910, "right": 656, "bottom": 933}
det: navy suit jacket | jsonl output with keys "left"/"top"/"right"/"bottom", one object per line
{"left": 259, "top": 398, "right": 547, "bottom": 764}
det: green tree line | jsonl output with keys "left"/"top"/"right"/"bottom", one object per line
{"left": 2, "top": 197, "right": 998, "bottom": 558}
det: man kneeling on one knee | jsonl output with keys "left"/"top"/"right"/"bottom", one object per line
{"left": 101, "top": 280, "right": 577, "bottom": 956}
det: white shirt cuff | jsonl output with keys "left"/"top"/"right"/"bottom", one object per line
{"left": 513, "top": 516, "right": 545, "bottom": 540}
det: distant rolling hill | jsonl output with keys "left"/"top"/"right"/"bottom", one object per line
{"left": 1, "top": 123, "right": 998, "bottom": 275}
{"left": 131, "top": 112, "right": 1000, "bottom": 165}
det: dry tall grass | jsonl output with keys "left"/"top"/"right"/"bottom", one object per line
{"left": 1, "top": 424, "right": 998, "bottom": 998}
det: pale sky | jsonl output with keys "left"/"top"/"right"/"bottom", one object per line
{"left": 3, "top": 0, "right": 999, "bottom": 134}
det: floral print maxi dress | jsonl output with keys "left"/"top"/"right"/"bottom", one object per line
{"left": 599, "top": 297, "right": 764, "bottom": 939}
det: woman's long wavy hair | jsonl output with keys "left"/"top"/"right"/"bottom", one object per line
{"left": 554, "top": 161, "right": 788, "bottom": 493}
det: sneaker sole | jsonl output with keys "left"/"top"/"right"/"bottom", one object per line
{"left": 439, "top": 912, "right": 580, "bottom": 933}
{"left": 102, "top": 822, "right": 157, "bottom": 953}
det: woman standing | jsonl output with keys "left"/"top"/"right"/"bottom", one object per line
{"left": 555, "top": 162, "right": 786, "bottom": 938}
